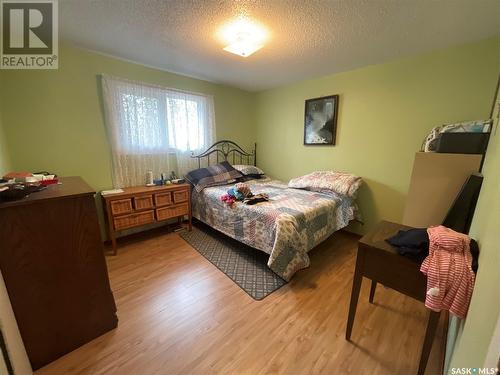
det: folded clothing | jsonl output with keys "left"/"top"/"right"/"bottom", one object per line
{"left": 221, "top": 194, "right": 237, "bottom": 207}
{"left": 221, "top": 182, "right": 253, "bottom": 206}
{"left": 386, "top": 228, "right": 429, "bottom": 263}
{"left": 233, "top": 182, "right": 252, "bottom": 197}
{"left": 243, "top": 193, "right": 269, "bottom": 205}
{"left": 388, "top": 225, "right": 477, "bottom": 319}
{"left": 386, "top": 228, "right": 479, "bottom": 273}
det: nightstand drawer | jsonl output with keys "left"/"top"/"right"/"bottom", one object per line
{"left": 156, "top": 204, "right": 188, "bottom": 221}
{"left": 154, "top": 192, "right": 172, "bottom": 207}
{"left": 114, "top": 210, "right": 155, "bottom": 230}
{"left": 173, "top": 190, "right": 188, "bottom": 203}
{"left": 110, "top": 198, "right": 133, "bottom": 215}
{"left": 134, "top": 195, "right": 153, "bottom": 210}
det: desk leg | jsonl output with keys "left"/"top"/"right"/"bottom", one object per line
{"left": 369, "top": 280, "right": 377, "bottom": 304}
{"left": 346, "top": 249, "right": 365, "bottom": 341}
{"left": 417, "top": 311, "right": 440, "bottom": 375}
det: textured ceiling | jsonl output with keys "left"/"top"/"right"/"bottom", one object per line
{"left": 59, "top": 0, "right": 500, "bottom": 91}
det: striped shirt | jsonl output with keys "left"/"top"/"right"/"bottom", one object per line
{"left": 420, "top": 226, "right": 475, "bottom": 319}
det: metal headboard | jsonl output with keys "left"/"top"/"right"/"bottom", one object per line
{"left": 191, "top": 140, "right": 257, "bottom": 168}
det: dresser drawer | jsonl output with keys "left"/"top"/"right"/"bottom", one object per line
{"left": 154, "top": 192, "right": 172, "bottom": 207}
{"left": 173, "top": 189, "right": 188, "bottom": 203}
{"left": 110, "top": 198, "right": 133, "bottom": 215}
{"left": 136, "top": 210, "right": 155, "bottom": 226}
{"left": 156, "top": 204, "right": 189, "bottom": 221}
{"left": 114, "top": 210, "right": 155, "bottom": 230}
{"left": 134, "top": 195, "right": 153, "bottom": 210}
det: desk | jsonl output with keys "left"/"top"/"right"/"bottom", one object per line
{"left": 345, "top": 221, "right": 440, "bottom": 375}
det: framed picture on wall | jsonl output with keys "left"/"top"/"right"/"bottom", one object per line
{"left": 303, "top": 95, "right": 339, "bottom": 145}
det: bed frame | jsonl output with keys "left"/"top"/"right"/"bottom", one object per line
{"left": 191, "top": 140, "right": 257, "bottom": 168}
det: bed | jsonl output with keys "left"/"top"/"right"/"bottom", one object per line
{"left": 188, "top": 141, "right": 358, "bottom": 281}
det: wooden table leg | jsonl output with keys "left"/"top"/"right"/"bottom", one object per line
{"left": 417, "top": 311, "right": 440, "bottom": 375}
{"left": 111, "top": 234, "right": 117, "bottom": 256}
{"left": 346, "top": 249, "right": 365, "bottom": 341}
{"left": 369, "top": 280, "right": 377, "bottom": 304}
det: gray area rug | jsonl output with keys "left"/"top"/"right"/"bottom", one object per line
{"left": 180, "top": 222, "right": 287, "bottom": 300}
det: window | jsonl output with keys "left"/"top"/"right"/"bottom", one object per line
{"left": 167, "top": 97, "right": 205, "bottom": 151}
{"left": 102, "top": 75, "right": 216, "bottom": 187}
{"left": 120, "top": 93, "right": 167, "bottom": 153}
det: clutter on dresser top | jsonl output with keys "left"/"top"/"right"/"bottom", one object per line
{"left": 0, "top": 171, "right": 59, "bottom": 202}
{"left": 101, "top": 171, "right": 185, "bottom": 197}
{"left": 3, "top": 171, "right": 58, "bottom": 185}
{"left": 150, "top": 170, "right": 185, "bottom": 186}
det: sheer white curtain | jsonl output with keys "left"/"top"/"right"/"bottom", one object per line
{"left": 166, "top": 90, "right": 216, "bottom": 175}
{"left": 101, "top": 75, "right": 216, "bottom": 188}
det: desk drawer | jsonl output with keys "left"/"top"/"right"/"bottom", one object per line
{"left": 154, "top": 192, "right": 172, "bottom": 207}
{"left": 134, "top": 195, "right": 153, "bottom": 210}
{"left": 156, "top": 204, "right": 188, "bottom": 221}
{"left": 114, "top": 210, "right": 155, "bottom": 230}
{"left": 173, "top": 190, "right": 188, "bottom": 203}
{"left": 110, "top": 199, "right": 133, "bottom": 215}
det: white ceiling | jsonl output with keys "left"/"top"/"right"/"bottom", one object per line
{"left": 60, "top": 0, "right": 500, "bottom": 92}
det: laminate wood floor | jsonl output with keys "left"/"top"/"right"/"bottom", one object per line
{"left": 36, "top": 229, "right": 444, "bottom": 375}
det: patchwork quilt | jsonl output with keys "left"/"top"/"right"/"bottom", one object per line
{"left": 191, "top": 179, "right": 357, "bottom": 281}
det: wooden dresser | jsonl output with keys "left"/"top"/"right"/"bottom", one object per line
{"left": 0, "top": 177, "right": 118, "bottom": 370}
{"left": 102, "top": 183, "right": 192, "bottom": 254}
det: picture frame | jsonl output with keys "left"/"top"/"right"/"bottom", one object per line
{"left": 303, "top": 95, "right": 339, "bottom": 145}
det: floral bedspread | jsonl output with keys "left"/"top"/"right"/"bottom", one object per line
{"left": 191, "top": 179, "right": 357, "bottom": 281}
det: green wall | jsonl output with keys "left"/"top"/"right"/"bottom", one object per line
{"left": 0, "top": 44, "right": 256, "bottom": 195}
{"left": 255, "top": 37, "right": 500, "bottom": 234}
{"left": 0, "top": 118, "right": 11, "bottom": 176}
{"left": 0, "top": 82, "right": 11, "bottom": 176}
{"left": 448, "top": 84, "right": 500, "bottom": 370}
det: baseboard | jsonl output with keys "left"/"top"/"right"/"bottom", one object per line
{"left": 102, "top": 220, "right": 188, "bottom": 248}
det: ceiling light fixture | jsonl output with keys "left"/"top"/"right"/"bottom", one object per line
{"left": 218, "top": 17, "right": 268, "bottom": 58}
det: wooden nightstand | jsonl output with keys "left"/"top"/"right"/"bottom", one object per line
{"left": 345, "top": 220, "right": 440, "bottom": 375}
{"left": 102, "top": 183, "right": 192, "bottom": 254}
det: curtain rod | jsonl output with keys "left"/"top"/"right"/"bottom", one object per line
{"left": 99, "top": 73, "right": 214, "bottom": 99}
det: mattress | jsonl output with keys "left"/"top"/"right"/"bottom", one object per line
{"left": 191, "top": 178, "right": 357, "bottom": 281}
